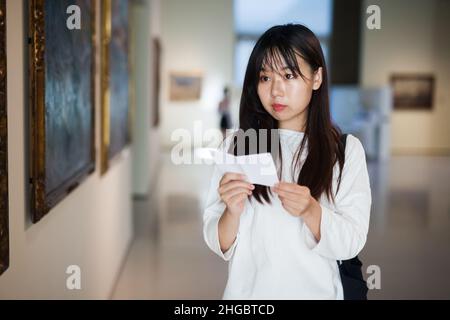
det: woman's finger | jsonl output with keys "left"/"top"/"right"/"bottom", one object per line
{"left": 279, "top": 197, "right": 310, "bottom": 216}
{"left": 219, "top": 180, "right": 254, "bottom": 194}
{"left": 222, "top": 187, "right": 252, "bottom": 202}
{"left": 220, "top": 172, "right": 247, "bottom": 186}
{"left": 275, "top": 188, "right": 304, "bottom": 202}
{"left": 275, "top": 182, "right": 307, "bottom": 196}
{"left": 279, "top": 196, "right": 304, "bottom": 210}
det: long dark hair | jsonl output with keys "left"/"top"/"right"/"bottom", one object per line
{"left": 229, "top": 24, "right": 345, "bottom": 205}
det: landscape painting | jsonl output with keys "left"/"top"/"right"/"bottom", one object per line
{"left": 169, "top": 72, "right": 202, "bottom": 101}
{"left": 391, "top": 74, "right": 434, "bottom": 110}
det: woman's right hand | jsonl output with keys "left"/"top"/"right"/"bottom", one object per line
{"left": 218, "top": 172, "right": 255, "bottom": 217}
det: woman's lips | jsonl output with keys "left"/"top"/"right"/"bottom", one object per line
{"left": 272, "top": 103, "right": 287, "bottom": 112}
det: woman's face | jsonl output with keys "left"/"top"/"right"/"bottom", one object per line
{"left": 257, "top": 53, "right": 322, "bottom": 131}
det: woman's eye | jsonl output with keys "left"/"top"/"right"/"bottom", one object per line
{"left": 260, "top": 75, "right": 270, "bottom": 82}
{"left": 285, "top": 73, "right": 295, "bottom": 80}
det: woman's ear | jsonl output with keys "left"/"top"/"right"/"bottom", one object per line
{"left": 312, "top": 67, "right": 323, "bottom": 90}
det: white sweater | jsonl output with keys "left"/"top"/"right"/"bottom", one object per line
{"left": 203, "top": 129, "right": 372, "bottom": 300}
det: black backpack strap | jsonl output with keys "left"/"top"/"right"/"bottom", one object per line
{"left": 340, "top": 134, "right": 348, "bottom": 159}
{"left": 337, "top": 133, "right": 348, "bottom": 191}
{"left": 337, "top": 133, "right": 368, "bottom": 300}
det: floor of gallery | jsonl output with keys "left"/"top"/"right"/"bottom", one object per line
{"left": 112, "top": 152, "right": 450, "bottom": 299}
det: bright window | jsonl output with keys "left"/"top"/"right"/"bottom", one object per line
{"left": 234, "top": 0, "right": 333, "bottom": 86}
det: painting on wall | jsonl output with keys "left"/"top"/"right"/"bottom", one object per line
{"left": 391, "top": 74, "right": 434, "bottom": 110}
{"left": 101, "top": 0, "right": 130, "bottom": 174}
{"left": 29, "top": 0, "right": 96, "bottom": 223}
{"left": 152, "top": 37, "right": 161, "bottom": 127}
{"left": 0, "top": 0, "right": 9, "bottom": 276}
{"left": 169, "top": 72, "right": 202, "bottom": 101}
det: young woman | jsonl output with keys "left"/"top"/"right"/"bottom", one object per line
{"left": 203, "top": 24, "right": 371, "bottom": 299}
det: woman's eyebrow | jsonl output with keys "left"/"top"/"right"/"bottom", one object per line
{"left": 260, "top": 66, "right": 292, "bottom": 72}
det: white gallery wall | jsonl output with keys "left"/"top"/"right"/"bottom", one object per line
{"left": 160, "top": 0, "right": 234, "bottom": 148}
{"left": 0, "top": 0, "right": 134, "bottom": 298}
{"left": 130, "top": 0, "right": 161, "bottom": 197}
{"left": 360, "top": 0, "right": 450, "bottom": 154}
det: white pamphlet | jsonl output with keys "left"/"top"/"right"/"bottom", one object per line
{"left": 212, "top": 150, "right": 279, "bottom": 187}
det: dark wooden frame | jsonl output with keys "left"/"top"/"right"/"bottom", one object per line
{"left": 29, "top": 0, "right": 96, "bottom": 222}
{"left": 152, "top": 37, "right": 160, "bottom": 128}
{"left": 391, "top": 74, "right": 435, "bottom": 110}
{"left": 0, "top": 0, "right": 9, "bottom": 276}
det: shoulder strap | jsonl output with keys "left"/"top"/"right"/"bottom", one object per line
{"left": 340, "top": 134, "right": 348, "bottom": 160}
{"left": 340, "top": 134, "right": 348, "bottom": 151}
{"left": 336, "top": 133, "right": 348, "bottom": 195}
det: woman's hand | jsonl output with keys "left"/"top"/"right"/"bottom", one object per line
{"left": 218, "top": 172, "right": 255, "bottom": 217}
{"left": 273, "top": 182, "right": 322, "bottom": 241}
{"left": 273, "top": 182, "right": 316, "bottom": 216}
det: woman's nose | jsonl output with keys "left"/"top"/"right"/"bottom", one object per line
{"left": 270, "top": 78, "right": 284, "bottom": 98}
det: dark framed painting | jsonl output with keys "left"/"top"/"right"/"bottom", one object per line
{"left": 0, "top": 0, "right": 9, "bottom": 276}
{"left": 29, "top": 0, "right": 96, "bottom": 223}
{"left": 151, "top": 37, "right": 161, "bottom": 128}
{"left": 390, "top": 74, "right": 435, "bottom": 110}
{"left": 101, "top": 0, "right": 130, "bottom": 174}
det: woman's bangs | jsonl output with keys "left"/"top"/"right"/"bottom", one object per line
{"left": 259, "top": 45, "right": 304, "bottom": 79}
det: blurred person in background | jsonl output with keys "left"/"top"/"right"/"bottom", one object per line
{"left": 218, "top": 86, "right": 232, "bottom": 137}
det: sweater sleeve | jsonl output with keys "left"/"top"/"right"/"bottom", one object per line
{"left": 202, "top": 137, "right": 239, "bottom": 261}
{"left": 303, "top": 135, "right": 372, "bottom": 260}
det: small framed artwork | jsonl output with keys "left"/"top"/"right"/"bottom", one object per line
{"left": 390, "top": 74, "right": 435, "bottom": 110}
{"left": 29, "top": 0, "right": 96, "bottom": 222}
{"left": 0, "top": 0, "right": 9, "bottom": 276}
{"left": 169, "top": 72, "right": 202, "bottom": 101}
{"left": 101, "top": 0, "right": 131, "bottom": 174}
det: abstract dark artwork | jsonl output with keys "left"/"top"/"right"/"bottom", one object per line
{"left": 101, "top": 0, "right": 130, "bottom": 174}
{"left": 391, "top": 74, "right": 435, "bottom": 110}
{"left": 29, "top": 0, "right": 96, "bottom": 222}
{"left": 0, "top": 0, "right": 9, "bottom": 276}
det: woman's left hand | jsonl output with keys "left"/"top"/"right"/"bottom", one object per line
{"left": 273, "top": 182, "right": 323, "bottom": 241}
{"left": 273, "top": 182, "right": 318, "bottom": 218}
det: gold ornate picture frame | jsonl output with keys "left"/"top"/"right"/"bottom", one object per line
{"left": 29, "top": 0, "right": 96, "bottom": 222}
{"left": 0, "top": 0, "right": 9, "bottom": 276}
